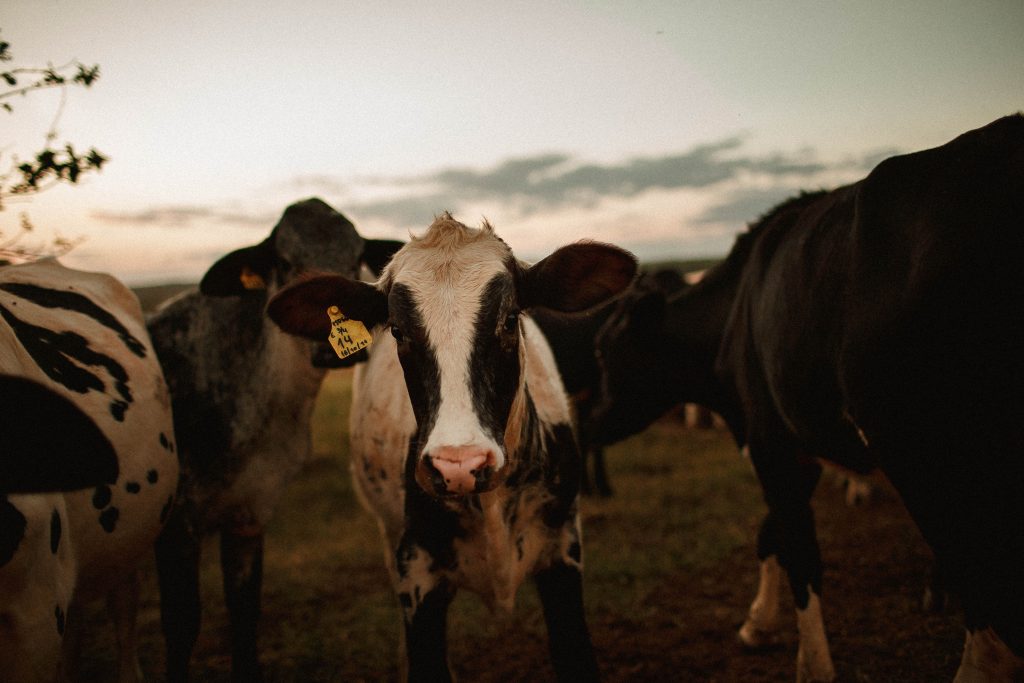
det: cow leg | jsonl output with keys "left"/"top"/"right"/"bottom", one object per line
{"left": 535, "top": 561, "right": 599, "bottom": 682}
{"left": 591, "top": 445, "right": 613, "bottom": 497}
{"left": 155, "top": 510, "right": 201, "bottom": 683}
{"left": 738, "top": 554, "right": 782, "bottom": 648}
{"left": 106, "top": 569, "right": 144, "bottom": 683}
{"left": 748, "top": 450, "right": 835, "bottom": 683}
{"left": 954, "top": 627, "right": 1024, "bottom": 682}
{"left": 220, "top": 528, "right": 265, "bottom": 683}
{"left": 400, "top": 581, "right": 454, "bottom": 683}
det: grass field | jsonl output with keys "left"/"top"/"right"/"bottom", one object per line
{"left": 77, "top": 369, "right": 964, "bottom": 681}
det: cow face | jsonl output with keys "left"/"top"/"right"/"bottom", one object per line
{"left": 268, "top": 214, "right": 636, "bottom": 498}
{"left": 198, "top": 198, "right": 402, "bottom": 367}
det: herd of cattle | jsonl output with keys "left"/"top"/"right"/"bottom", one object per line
{"left": 0, "top": 113, "right": 1021, "bottom": 682}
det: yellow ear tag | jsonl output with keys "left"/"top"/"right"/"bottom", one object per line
{"left": 326, "top": 306, "right": 373, "bottom": 359}
{"left": 239, "top": 267, "right": 266, "bottom": 290}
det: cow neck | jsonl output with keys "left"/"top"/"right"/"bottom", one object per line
{"left": 665, "top": 269, "right": 746, "bottom": 438}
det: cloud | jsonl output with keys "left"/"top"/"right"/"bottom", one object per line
{"left": 344, "top": 136, "right": 833, "bottom": 228}
{"left": 91, "top": 205, "right": 275, "bottom": 228}
{"left": 695, "top": 187, "right": 807, "bottom": 226}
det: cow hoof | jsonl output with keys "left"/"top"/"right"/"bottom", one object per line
{"left": 738, "top": 621, "right": 779, "bottom": 650}
{"left": 796, "top": 645, "right": 836, "bottom": 683}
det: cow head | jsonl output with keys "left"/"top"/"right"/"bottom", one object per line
{"left": 198, "top": 197, "right": 402, "bottom": 367}
{"left": 268, "top": 214, "right": 636, "bottom": 498}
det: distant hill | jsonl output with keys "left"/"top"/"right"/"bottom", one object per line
{"left": 133, "top": 283, "right": 195, "bottom": 313}
{"left": 644, "top": 257, "right": 723, "bottom": 275}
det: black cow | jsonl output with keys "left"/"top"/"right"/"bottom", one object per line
{"left": 593, "top": 115, "right": 1024, "bottom": 681}
{"left": 146, "top": 198, "right": 400, "bottom": 682}
{"left": 532, "top": 269, "right": 688, "bottom": 496}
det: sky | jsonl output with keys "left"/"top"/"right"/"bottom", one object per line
{"left": 3, "top": 1, "right": 1022, "bottom": 285}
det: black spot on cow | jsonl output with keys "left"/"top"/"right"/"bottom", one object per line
{"left": 125, "top": 482, "right": 141, "bottom": 494}
{"left": 398, "top": 592, "right": 413, "bottom": 609}
{"left": 50, "top": 509, "right": 61, "bottom": 554}
{"left": 0, "top": 498, "right": 27, "bottom": 568}
{"left": 160, "top": 495, "right": 174, "bottom": 523}
{"left": 516, "top": 535, "right": 525, "bottom": 561}
{"left": 110, "top": 400, "right": 128, "bottom": 421}
{"left": 159, "top": 431, "right": 175, "bottom": 453}
{"left": 147, "top": 469, "right": 159, "bottom": 484}
{"left": 55, "top": 604, "right": 66, "bottom": 636}
{"left": 0, "top": 304, "right": 134, "bottom": 422}
{"left": 99, "top": 506, "right": 119, "bottom": 533}
{"left": 92, "top": 485, "right": 112, "bottom": 509}
{"left": 0, "top": 282, "right": 147, "bottom": 358}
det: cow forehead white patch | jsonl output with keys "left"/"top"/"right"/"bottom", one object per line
{"left": 384, "top": 218, "right": 515, "bottom": 458}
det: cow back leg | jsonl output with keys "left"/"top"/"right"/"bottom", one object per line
{"left": 748, "top": 447, "right": 835, "bottom": 683}
{"left": 155, "top": 509, "right": 201, "bottom": 683}
{"left": 738, "top": 554, "right": 782, "bottom": 648}
{"left": 535, "top": 561, "right": 599, "bottom": 681}
{"left": 220, "top": 528, "right": 265, "bottom": 683}
{"left": 106, "top": 569, "right": 144, "bottom": 683}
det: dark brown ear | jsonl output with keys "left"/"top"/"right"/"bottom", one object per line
{"left": 199, "top": 238, "right": 275, "bottom": 296}
{"left": 361, "top": 239, "right": 405, "bottom": 277}
{"left": 0, "top": 376, "right": 118, "bottom": 493}
{"left": 520, "top": 241, "right": 637, "bottom": 313}
{"left": 267, "top": 274, "right": 388, "bottom": 340}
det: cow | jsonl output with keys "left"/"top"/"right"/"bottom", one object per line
{"left": 0, "top": 258, "right": 179, "bottom": 683}
{"left": 532, "top": 269, "right": 689, "bottom": 496}
{"left": 267, "top": 213, "right": 636, "bottom": 681}
{"left": 146, "top": 197, "right": 401, "bottom": 682}
{"left": 592, "top": 114, "right": 1024, "bottom": 681}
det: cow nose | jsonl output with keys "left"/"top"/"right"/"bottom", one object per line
{"left": 419, "top": 446, "right": 496, "bottom": 496}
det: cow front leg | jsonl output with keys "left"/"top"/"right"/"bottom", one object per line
{"left": 400, "top": 581, "right": 455, "bottom": 683}
{"left": 106, "top": 569, "right": 144, "bottom": 683}
{"left": 155, "top": 510, "right": 201, "bottom": 683}
{"left": 220, "top": 528, "right": 265, "bottom": 683}
{"left": 535, "top": 561, "right": 599, "bottom": 681}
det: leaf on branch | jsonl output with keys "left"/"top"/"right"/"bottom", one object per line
{"left": 73, "top": 64, "right": 100, "bottom": 86}
{"left": 42, "top": 68, "right": 65, "bottom": 86}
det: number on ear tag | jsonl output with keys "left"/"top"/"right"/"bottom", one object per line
{"left": 326, "top": 306, "right": 373, "bottom": 358}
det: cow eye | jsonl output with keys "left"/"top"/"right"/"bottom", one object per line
{"left": 503, "top": 312, "right": 519, "bottom": 333}
{"left": 390, "top": 325, "right": 404, "bottom": 343}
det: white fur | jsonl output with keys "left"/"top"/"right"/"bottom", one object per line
{"left": 795, "top": 590, "right": 836, "bottom": 683}
{"left": 738, "top": 555, "right": 782, "bottom": 648}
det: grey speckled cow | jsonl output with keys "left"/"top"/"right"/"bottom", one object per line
{"left": 146, "top": 198, "right": 400, "bottom": 682}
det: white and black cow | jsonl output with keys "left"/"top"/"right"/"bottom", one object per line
{"left": 593, "top": 115, "right": 1024, "bottom": 681}
{"left": 268, "top": 214, "right": 636, "bottom": 681}
{"left": 0, "top": 259, "right": 179, "bottom": 683}
{"left": 146, "top": 197, "right": 401, "bottom": 682}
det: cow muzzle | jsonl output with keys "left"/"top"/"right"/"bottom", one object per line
{"left": 416, "top": 445, "right": 498, "bottom": 497}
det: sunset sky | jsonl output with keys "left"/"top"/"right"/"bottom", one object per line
{"left": 4, "top": 1, "right": 1022, "bottom": 285}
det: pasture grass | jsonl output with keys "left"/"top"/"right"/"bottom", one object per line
{"left": 77, "top": 369, "right": 959, "bottom": 681}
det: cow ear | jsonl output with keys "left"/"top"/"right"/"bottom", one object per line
{"left": 361, "top": 239, "right": 405, "bottom": 277}
{"left": 0, "top": 376, "right": 118, "bottom": 494}
{"left": 200, "top": 239, "right": 275, "bottom": 296}
{"left": 520, "top": 241, "right": 637, "bottom": 313}
{"left": 267, "top": 274, "right": 388, "bottom": 340}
